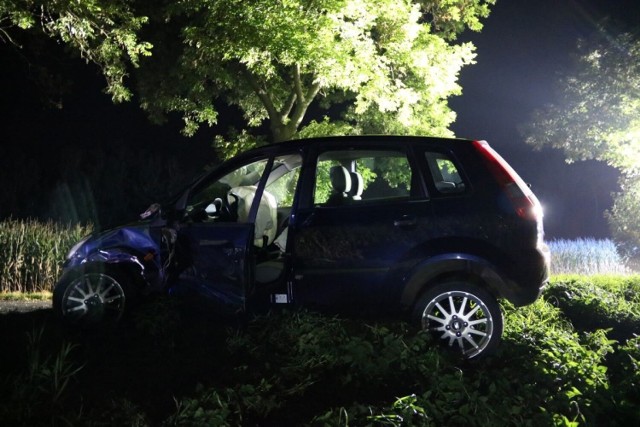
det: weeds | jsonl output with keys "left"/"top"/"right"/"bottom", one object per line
{"left": 0, "top": 326, "right": 84, "bottom": 426}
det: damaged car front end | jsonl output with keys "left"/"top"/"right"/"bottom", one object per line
{"left": 53, "top": 213, "right": 177, "bottom": 324}
{"left": 55, "top": 218, "right": 251, "bottom": 325}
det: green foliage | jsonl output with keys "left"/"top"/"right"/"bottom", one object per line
{"left": 0, "top": 219, "right": 91, "bottom": 293}
{"left": 524, "top": 32, "right": 640, "bottom": 173}
{"left": 606, "top": 175, "right": 640, "bottom": 263}
{"left": 544, "top": 275, "right": 640, "bottom": 337}
{"left": 0, "top": 0, "right": 152, "bottom": 102}
{"left": 523, "top": 31, "right": 640, "bottom": 255}
{"left": 138, "top": 0, "right": 495, "bottom": 142}
{"left": 212, "top": 130, "right": 267, "bottom": 161}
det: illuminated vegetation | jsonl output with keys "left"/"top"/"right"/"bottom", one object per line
{"left": 525, "top": 32, "right": 640, "bottom": 260}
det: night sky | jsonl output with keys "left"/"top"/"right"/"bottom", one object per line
{"left": 451, "top": 0, "right": 640, "bottom": 239}
{"left": 1, "top": 0, "right": 639, "bottom": 239}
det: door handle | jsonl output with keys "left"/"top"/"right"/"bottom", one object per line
{"left": 199, "top": 239, "right": 230, "bottom": 246}
{"left": 394, "top": 216, "right": 417, "bottom": 227}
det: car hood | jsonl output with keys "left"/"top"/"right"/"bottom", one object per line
{"left": 67, "top": 219, "right": 164, "bottom": 266}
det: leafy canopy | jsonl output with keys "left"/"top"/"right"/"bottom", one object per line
{"left": 524, "top": 33, "right": 640, "bottom": 175}
{"left": 138, "top": 0, "right": 495, "bottom": 142}
{"left": 2, "top": 1, "right": 495, "bottom": 143}
{"left": 0, "top": 0, "right": 152, "bottom": 102}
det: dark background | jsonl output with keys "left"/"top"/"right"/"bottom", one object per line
{"left": 451, "top": 0, "right": 638, "bottom": 239}
{"left": 1, "top": 0, "right": 638, "bottom": 237}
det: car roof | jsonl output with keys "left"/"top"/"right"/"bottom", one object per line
{"left": 239, "top": 135, "right": 477, "bottom": 158}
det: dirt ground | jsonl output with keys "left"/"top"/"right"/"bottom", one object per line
{"left": 0, "top": 299, "right": 52, "bottom": 314}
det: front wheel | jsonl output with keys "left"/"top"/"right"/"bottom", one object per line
{"left": 53, "top": 268, "right": 130, "bottom": 326}
{"left": 413, "top": 281, "right": 503, "bottom": 359}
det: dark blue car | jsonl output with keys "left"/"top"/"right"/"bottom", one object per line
{"left": 54, "top": 136, "right": 550, "bottom": 359}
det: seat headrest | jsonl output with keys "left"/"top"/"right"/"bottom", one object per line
{"left": 329, "top": 165, "right": 352, "bottom": 194}
{"left": 349, "top": 171, "right": 364, "bottom": 200}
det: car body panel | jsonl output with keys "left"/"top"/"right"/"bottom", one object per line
{"left": 168, "top": 222, "right": 254, "bottom": 315}
{"left": 291, "top": 199, "right": 434, "bottom": 311}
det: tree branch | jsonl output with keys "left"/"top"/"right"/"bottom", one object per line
{"left": 293, "top": 63, "right": 305, "bottom": 104}
{"left": 0, "top": 25, "right": 18, "bottom": 46}
{"left": 289, "top": 80, "right": 321, "bottom": 129}
{"left": 281, "top": 91, "right": 297, "bottom": 119}
{"left": 242, "top": 66, "right": 279, "bottom": 122}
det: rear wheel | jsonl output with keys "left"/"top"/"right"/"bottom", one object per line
{"left": 413, "top": 281, "right": 503, "bottom": 359}
{"left": 53, "top": 267, "right": 131, "bottom": 326}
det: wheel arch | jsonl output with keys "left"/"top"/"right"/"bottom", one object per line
{"left": 58, "top": 246, "right": 164, "bottom": 292}
{"left": 57, "top": 256, "right": 150, "bottom": 295}
{"left": 400, "top": 253, "right": 510, "bottom": 312}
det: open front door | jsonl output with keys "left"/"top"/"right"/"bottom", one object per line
{"left": 169, "top": 156, "right": 272, "bottom": 315}
{"left": 173, "top": 222, "right": 254, "bottom": 315}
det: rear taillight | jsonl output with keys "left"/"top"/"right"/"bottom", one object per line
{"left": 472, "top": 140, "right": 543, "bottom": 222}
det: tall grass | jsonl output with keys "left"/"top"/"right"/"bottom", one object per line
{"left": 0, "top": 219, "right": 91, "bottom": 293}
{"left": 549, "top": 238, "right": 629, "bottom": 276}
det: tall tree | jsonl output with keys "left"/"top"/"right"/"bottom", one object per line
{"left": 523, "top": 32, "right": 640, "bottom": 254}
{"left": 2, "top": 1, "right": 496, "bottom": 143}
{"left": 137, "top": 0, "right": 495, "bottom": 143}
{"left": 0, "top": 0, "right": 151, "bottom": 102}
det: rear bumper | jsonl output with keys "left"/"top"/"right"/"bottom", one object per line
{"left": 501, "top": 242, "right": 550, "bottom": 306}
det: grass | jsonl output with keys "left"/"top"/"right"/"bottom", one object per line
{"left": 549, "top": 238, "right": 631, "bottom": 275}
{"left": 0, "top": 291, "right": 52, "bottom": 301}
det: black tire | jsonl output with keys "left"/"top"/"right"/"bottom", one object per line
{"left": 412, "top": 280, "right": 503, "bottom": 359}
{"left": 53, "top": 265, "right": 132, "bottom": 327}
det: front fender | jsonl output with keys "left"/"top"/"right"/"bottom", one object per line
{"left": 400, "top": 253, "right": 511, "bottom": 309}
{"left": 62, "top": 225, "right": 169, "bottom": 293}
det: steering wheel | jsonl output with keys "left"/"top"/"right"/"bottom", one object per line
{"left": 220, "top": 192, "right": 239, "bottom": 221}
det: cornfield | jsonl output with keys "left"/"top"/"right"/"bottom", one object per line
{"left": 0, "top": 219, "right": 91, "bottom": 293}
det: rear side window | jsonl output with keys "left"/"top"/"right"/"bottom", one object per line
{"left": 425, "top": 152, "right": 466, "bottom": 194}
{"left": 314, "top": 150, "right": 414, "bottom": 205}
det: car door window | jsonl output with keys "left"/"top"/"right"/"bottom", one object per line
{"left": 313, "top": 150, "right": 413, "bottom": 206}
{"left": 186, "top": 158, "right": 269, "bottom": 223}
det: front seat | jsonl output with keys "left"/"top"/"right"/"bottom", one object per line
{"left": 229, "top": 186, "right": 277, "bottom": 248}
{"left": 325, "top": 165, "right": 352, "bottom": 205}
{"left": 230, "top": 186, "right": 285, "bottom": 284}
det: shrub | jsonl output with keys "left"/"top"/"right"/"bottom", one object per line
{"left": 545, "top": 275, "right": 640, "bottom": 340}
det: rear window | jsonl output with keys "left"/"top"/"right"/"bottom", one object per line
{"left": 425, "top": 152, "right": 466, "bottom": 195}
